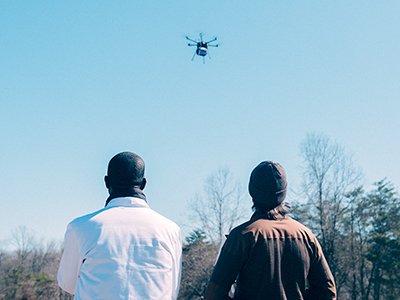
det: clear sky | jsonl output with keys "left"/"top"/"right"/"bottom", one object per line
{"left": 1, "top": 1, "right": 399, "bottom": 244}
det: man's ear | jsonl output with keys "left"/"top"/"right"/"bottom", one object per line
{"left": 104, "top": 176, "right": 110, "bottom": 189}
{"left": 140, "top": 178, "right": 147, "bottom": 190}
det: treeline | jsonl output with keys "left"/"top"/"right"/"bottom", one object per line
{"left": 1, "top": 133, "right": 399, "bottom": 299}
{"left": 0, "top": 232, "right": 72, "bottom": 300}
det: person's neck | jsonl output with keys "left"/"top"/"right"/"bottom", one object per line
{"left": 105, "top": 186, "right": 146, "bottom": 207}
{"left": 251, "top": 209, "right": 287, "bottom": 221}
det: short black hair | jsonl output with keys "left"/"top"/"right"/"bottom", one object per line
{"left": 107, "top": 152, "right": 145, "bottom": 188}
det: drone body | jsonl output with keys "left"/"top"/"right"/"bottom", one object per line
{"left": 186, "top": 33, "right": 219, "bottom": 63}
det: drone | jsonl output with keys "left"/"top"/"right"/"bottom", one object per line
{"left": 186, "top": 33, "right": 219, "bottom": 63}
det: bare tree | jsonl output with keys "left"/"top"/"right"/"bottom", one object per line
{"left": 299, "top": 133, "right": 362, "bottom": 295}
{"left": 190, "top": 168, "right": 247, "bottom": 246}
{"left": 10, "top": 226, "right": 37, "bottom": 262}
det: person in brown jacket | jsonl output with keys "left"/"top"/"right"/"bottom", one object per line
{"left": 204, "top": 161, "right": 336, "bottom": 300}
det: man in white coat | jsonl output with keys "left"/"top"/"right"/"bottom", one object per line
{"left": 58, "top": 152, "right": 182, "bottom": 299}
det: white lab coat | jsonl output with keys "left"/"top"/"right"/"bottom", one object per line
{"left": 58, "top": 197, "right": 182, "bottom": 300}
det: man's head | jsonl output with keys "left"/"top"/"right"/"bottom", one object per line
{"left": 104, "top": 152, "right": 146, "bottom": 192}
{"left": 248, "top": 161, "right": 287, "bottom": 211}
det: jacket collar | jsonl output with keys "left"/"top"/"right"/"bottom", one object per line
{"left": 105, "top": 196, "right": 149, "bottom": 209}
{"left": 250, "top": 210, "right": 288, "bottom": 221}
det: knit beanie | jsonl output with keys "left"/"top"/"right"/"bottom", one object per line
{"left": 248, "top": 161, "right": 287, "bottom": 210}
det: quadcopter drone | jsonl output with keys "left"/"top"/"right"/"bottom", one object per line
{"left": 186, "top": 33, "right": 219, "bottom": 63}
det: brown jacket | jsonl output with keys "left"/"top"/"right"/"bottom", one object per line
{"left": 204, "top": 213, "right": 336, "bottom": 300}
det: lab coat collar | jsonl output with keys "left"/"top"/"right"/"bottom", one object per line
{"left": 105, "top": 197, "right": 149, "bottom": 209}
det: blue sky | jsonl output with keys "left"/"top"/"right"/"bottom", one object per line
{"left": 1, "top": 1, "right": 399, "bottom": 244}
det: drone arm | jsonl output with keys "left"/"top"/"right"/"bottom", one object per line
{"left": 187, "top": 43, "right": 197, "bottom": 47}
{"left": 207, "top": 44, "right": 219, "bottom": 47}
{"left": 185, "top": 36, "right": 198, "bottom": 43}
{"left": 205, "top": 37, "right": 217, "bottom": 44}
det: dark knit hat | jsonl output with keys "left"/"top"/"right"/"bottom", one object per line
{"left": 107, "top": 152, "right": 145, "bottom": 188}
{"left": 248, "top": 161, "right": 287, "bottom": 210}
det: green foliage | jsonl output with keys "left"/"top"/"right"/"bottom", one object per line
{"left": 331, "top": 179, "right": 399, "bottom": 299}
{"left": 363, "top": 179, "right": 400, "bottom": 299}
{"left": 184, "top": 229, "right": 209, "bottom": 247}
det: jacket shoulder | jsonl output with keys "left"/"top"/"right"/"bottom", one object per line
{"left": 68, "top": 207, "right": 108, "bottom": 227}
{"left": 147, "top": 209, "right": 181, "bottom": 232}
